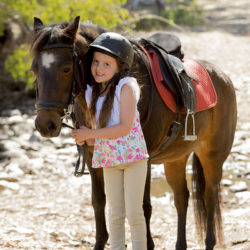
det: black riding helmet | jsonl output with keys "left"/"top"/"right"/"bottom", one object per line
{"left": 88, "top": 32, "right": 134, "bottom": 69}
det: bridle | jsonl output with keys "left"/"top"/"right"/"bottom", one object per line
{"left": 34, "top": 42, "right": 89, "bottom": 177}
{"left": 34, "top": 43, "right": 78, "bottom": 115}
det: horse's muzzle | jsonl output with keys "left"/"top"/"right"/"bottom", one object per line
{"left": 35, "top": 115, "right": 61, "bottom": 138}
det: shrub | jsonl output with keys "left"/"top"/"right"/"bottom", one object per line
{"left": 4, "top": 44, "right": 34, "bottom": 90}
{"left": 161, "top": 0, "right": 203, "bottom": 26}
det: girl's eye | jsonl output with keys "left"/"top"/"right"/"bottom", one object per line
{"left": 104, "top": 63, "right": 109, "bottom": 68}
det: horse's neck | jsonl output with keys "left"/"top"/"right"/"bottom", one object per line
{"left": 132, "top": 45, "right": 150, "bottom": 86}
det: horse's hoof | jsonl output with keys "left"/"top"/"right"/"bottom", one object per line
{"left": 205, "top": 245, "right": 215, "bottom": 250}
{"left": 147, "top": 238, "right": 155, "bottom": 250}
{"left": 175, "top": 241, "right": 187, "bottom": 250}
{"left": 93, "top": 242, "right": 105, "bottom": 250}
{"left": 92, "top": 232, "right": 108, "bottom": 250}
{"left": 205, "top": 236, "right": 216, "bottom": 250}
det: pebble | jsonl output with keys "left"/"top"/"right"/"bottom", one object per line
{"left": 221, "top": 179, "right": 233, "bottom": 186}
{"left": 235, "top": 191, "right": 250, "bottom": 205}
{"left": 230, "top": 181, "right": 248, "bottom": 193}
{"left": 5, "top": 162, "right": 24, "bottom": 176}
{"left": 0, "top": 180, "right": 20, "bottom": 190}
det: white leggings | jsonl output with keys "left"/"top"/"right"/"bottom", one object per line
{"left": 103, "top": 159, "right": 148, "bottom": 250}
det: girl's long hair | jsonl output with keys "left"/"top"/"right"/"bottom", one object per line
{"left": 90, "top": 68, "right": 129, "bottom": 128}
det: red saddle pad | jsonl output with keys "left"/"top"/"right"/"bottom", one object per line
{"left": 141, "top": 47, "right": 217, "bottom": 113}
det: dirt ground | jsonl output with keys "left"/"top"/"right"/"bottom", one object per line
{"left": 0, "top": 0, "right": 249, "bottom": 249}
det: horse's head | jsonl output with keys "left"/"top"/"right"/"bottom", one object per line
{"left": 30, "top": 16, "right": 89, "bottom": 137}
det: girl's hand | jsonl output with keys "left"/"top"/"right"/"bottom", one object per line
{"left": 86, "top": 138, "right": 95, "bottom": 146}
{"left": 72, "top": 126, "right": 91, "bottom": 146}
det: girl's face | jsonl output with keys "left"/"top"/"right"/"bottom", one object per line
{"left": 91, "top": 51, "right": 119, "bottom": 83}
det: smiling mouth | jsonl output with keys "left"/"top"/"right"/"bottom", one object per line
{"left": 96, "top": 73, "right": 104, "bottom": 77}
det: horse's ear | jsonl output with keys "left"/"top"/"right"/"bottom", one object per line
{"left": 64, "top": 16, "right": 80, "bottom": 39}
{"left": 34, "top": 17, "right": 44, "bottom": 32}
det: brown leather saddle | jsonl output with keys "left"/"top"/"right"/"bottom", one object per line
{"left": 141, "top": 32, "right": 197, "bottom": 141}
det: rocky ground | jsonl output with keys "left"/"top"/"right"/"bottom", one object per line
{"left": 0, "top": 0, "right": 250, "bottom": 249}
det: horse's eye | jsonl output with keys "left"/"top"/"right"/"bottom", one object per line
{"left": 63, "top": 67, "right": 71, "bottom": 73}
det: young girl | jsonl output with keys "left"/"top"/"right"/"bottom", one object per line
{"left": 72, "top": 32, "right": 149, "bottom": 250}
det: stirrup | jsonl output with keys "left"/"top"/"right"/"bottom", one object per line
{"left": 183, "top": 110, "right": 197, "bottom": 141}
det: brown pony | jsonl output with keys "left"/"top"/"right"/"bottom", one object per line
{"left": 30, "top": 16, "right": 237, "bottom": 250}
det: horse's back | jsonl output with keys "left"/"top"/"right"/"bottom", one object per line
{"left": 199, "top": 60, "right": 237, "bottom": 123}
{"left": 196, "top": 60, "right": 237, "bottom": 158}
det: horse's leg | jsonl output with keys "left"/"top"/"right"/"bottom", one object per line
{"left": 143, "top": 159, "right": 155, "bottom": 250}
{"left": 191, "top": 65, "right": 236, "bottom": 249}
{"left": 164, "top": 156, "right": 189, "bottom": 250}
{"left": 87, "top": 163, "right": 108, "bottom": 250}
{"left": 193, "top": 153, "right": 223, "bottom": 250}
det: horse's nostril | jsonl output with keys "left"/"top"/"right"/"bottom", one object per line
{"left": 46, "top": 120, "right": 57, "bottom": 131}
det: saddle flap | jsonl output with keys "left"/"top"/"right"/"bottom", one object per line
{"left": 142, "top": 39, "right": 197, "bottom": 113}
{"left": 140, "top": 42, "right": 217, "bottom": 113}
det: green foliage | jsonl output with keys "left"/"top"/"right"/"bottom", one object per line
{"left": 161, "top": 0, "right": 203, "bottom": 26}
{"left": 0, "top": 0, "right": 129, "bottom": 33}
{"left": 134, "top": 16, "right": 170, "bottom": 32}
{"left": 1, "top": 0, "right": 130, "bottom": 88}
{"left": 0, "top": 0, "right": 39, "bottom": 36}
{"left": 5, "top": 44, "right": 34, "bottom": 90}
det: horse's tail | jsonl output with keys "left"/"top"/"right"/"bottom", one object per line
{"left": 192, "top": 153, "right": 223, "bottom": 245}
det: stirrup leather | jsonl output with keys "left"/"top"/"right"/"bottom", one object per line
{"left": 183, "top": 110, "right": 197, "bottom": 141}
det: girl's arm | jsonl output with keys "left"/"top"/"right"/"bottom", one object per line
{"left": 72, "top": 83, "right": 136, "bottom": 145}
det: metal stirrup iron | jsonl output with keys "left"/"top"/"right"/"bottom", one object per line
{"left": 183, "top": 110, "right": 197, "bottom": 141}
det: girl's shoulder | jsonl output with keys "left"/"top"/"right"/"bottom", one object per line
{"left": 116, "top": 77, "right": 140, "bottom": 102}
{"left": 117, "top": 76, "right": 138, "bottom": 88}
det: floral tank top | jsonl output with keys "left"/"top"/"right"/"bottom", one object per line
{"left": 85, "top": 77, "right": 149, "bottom": 168}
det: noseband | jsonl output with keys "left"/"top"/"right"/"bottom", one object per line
{"left": 34, "top": 43, "right": 79, "bottom": 115}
